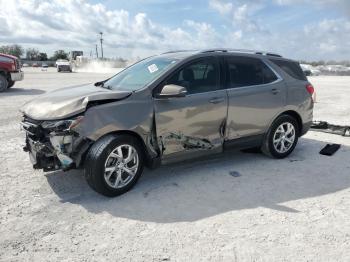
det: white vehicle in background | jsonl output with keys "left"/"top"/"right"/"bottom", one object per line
{"left": 55, "top": 59, "right": 72, "bottom": 72}
{"left": 301, "top": 64, "right": 321, "bottom": 76}
{"left": 41, "top": 63, "right": 48, "bottom": 71}
{"left": 69, "top": 51, "right": 84, "bottom": 71}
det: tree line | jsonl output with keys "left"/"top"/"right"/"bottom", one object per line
{"left": 0, "top": 44, "right": 69, "bottom": 61}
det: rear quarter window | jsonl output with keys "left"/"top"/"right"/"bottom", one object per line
{"left": 270, "top": 59, "right": 307, "bottom": 81}
{"left": 226, "top": 56, "right": 278, "bottom": 88}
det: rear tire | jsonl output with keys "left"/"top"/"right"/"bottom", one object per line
{"left": 0, "top": 74, "right": 8, "bottom": 92}
{"left": 84, "top": 134, "right": 144, "bottom": 197}
{"left": 261, "top": 115, "right": 299, "bottom": 159}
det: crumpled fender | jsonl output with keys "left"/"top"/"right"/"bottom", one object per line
{"left": 20, "top": 84, "right": 132, "bottom": 120}
{"left": 74, "top": 89, "right": 158, "bottom": 158}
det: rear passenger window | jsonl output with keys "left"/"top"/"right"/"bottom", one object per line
{"left": 226, "top": 56, "right": 278, "bottom": 88}
{"left": 166, "top": 58, "right": 219, "bottom": 94}
{"left": 270, "top": 59, "right": 307, "bottom": 81}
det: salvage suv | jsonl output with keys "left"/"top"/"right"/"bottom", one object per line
{"left": 20, "top": 49, "right": 314, "bottom": 197}
{"left": 0, "top": 53, "right": 23, "bottom": 92}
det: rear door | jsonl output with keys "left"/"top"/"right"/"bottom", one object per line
{"left": 225, "top": 55, "right": 286, "bottom": 140}
{"left": 154, "top": 56, "right": 228, "bottom": 161}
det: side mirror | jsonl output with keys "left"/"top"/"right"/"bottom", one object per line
{"left": 156, "top": 84, "right": 187, "bottom": 98}
{"left": 94, "top": 81, "right": 104, "bottom": 86}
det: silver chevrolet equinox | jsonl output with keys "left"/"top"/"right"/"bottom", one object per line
{"left": 21, "top": 49, "right": 314, "bottom": 197}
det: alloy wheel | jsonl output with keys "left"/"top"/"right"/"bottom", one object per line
{"left": 272, "top": 122, "right": 296, "bottom": 154}
{"left": 104, "top": 144, "right": 139, "bottom": 189}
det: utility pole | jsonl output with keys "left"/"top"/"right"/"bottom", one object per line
{"left": 95, "top": 44, "right": 98, "bottom": 58}
{"left": 99, "top": 32, "right": 104, "bottom": 59}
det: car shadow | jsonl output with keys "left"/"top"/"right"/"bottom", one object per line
{"left": 0, "top": 88, "right": 45, "bottom": 96}
{"left": 46, "top": 136, "right": 350, "bottom": 223}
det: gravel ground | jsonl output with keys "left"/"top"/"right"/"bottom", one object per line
{"left": 0, "top": 68, "right": 349, "bottom": 261}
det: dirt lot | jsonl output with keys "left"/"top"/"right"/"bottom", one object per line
{"left": 0, "top": 69, "right": 350, "bottom": 261}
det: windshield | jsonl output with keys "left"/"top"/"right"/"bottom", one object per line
{"left": 103, "top": 56, "right": 179, "bottom": 91}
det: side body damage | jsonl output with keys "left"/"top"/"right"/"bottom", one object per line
{"left": 21, "top": 86, "right": 226, "bottom": 171}
{"left": 20, "top": 84, "right": 136, "bottom": 171}
{"left": 21, "top": 89, "right": 159, "bottom": 171}
{"left": 20, "top": 50, "right": 314, "bottom": 175}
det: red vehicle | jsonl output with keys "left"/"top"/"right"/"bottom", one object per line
{"left": 0, "top": 53, "right": 24, "bottom": 92}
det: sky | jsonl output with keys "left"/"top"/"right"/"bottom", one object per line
{"left": 0, "top": 0, "right": 349, "bottom": 61}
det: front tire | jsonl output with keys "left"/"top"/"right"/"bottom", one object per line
{"left": 7, "top": 80, "right": 15, "bottom": 88}
{"left": 261, "top": 115, "right": 299, "bottom": 158}
{"left": 84, "top": 134, "right": 144, "bottom": 197}
{"left": 0, "top": 74, "right": 8, "bottom": 92}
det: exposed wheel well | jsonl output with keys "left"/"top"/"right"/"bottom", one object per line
{"left": 278, "top": 110, "right": 303, "bottom": 135}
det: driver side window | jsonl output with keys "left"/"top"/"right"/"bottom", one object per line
{"left": 166, "top": 58, "right": 219, "bottom": 95}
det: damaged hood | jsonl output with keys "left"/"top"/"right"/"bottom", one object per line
{"left": 21, "top": 84, "right": 131, "bottom": 120}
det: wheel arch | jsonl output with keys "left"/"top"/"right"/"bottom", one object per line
{"left": 274, "top": 110, "right": 303, "bottom": 136}
{"left": 0, "top": 70, "right": 8, "bottom": 77}
{"left": 84, "top": 130, "right": 156, "bottom": 168}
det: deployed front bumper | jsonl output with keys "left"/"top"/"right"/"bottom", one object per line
{"left": 10, "top": 71, "right": 24, "bottom": 81}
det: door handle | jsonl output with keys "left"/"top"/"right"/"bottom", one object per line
{"left": 209, "top": 97, "right": 225, "bottom": 104}
{"left": 271, "top": 88, "right": 280, "bottom": 95}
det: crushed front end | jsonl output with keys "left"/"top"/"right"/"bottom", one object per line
{"left": 21, "top": 115, "right": 91, "bottom": 172}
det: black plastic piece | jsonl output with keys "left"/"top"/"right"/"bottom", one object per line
{"left": 311, "top": 121, "right": 350, "bottom": 136}
{"left": 319, "top": 144, "right": 341, "bottom": 156}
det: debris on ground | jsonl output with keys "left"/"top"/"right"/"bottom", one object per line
{"left": 319, "top": 144, "right": 341, "bottom": 156}
{"left": 311, "top": 121, "right": 350, "bottom": 136}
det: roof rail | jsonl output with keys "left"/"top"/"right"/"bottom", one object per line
{"left": 200, "top": 48, "right": 282, "bottom": 57}
{"left": 161, "top": 50, "right": 196, "bottom": 54}
{"left": 201, "top": 48, "right": 255, "bottom": 54}
{"left": 265, "top": 53, "right": 282, "bottom": 57}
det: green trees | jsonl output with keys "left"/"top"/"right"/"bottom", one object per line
{"left": 51, "top": 50, "right": 69, "bottom": 60}
{"left": 0, "top": 44, "right": 24, "bottom": 58}
{"left": 25, "top": 48, "right": 40, "bottom": 60}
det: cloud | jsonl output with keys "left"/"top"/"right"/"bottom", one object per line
{"left": 275, "top": 0, "right": 350, "bottom": 17}
{"left": 208, "top": 0, "right": 350, "bottom": 60}
{"left": 209, "top": 0, "right": 268, "bottom": 34}
{"left": 184, "top": 20, "right": 220, "bottom": 48}
{"left": 302, "top": 19, "right": 350, "bottom": 58}
{"left": 0, "top": 0, "right": 349, "bottom": 60}
{"left": 0, "top": 0, "right": 217, "bottom": 57}
{"left": 209, "top": 0, "right": 233, "bottom": 15}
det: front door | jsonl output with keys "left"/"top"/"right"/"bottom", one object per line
{"left": 154, "top": 57, "right": 228, "bottom": 162}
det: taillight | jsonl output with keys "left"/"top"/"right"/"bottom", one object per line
{"left": 306, "top": 84, "right": 314, "bottom": 95}
{"left": 306, "top": 83, "right": 316, "bottom": 102}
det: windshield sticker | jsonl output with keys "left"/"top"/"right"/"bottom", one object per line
{"left": 148, "top": 64, "right": 159, "bottom": 73}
